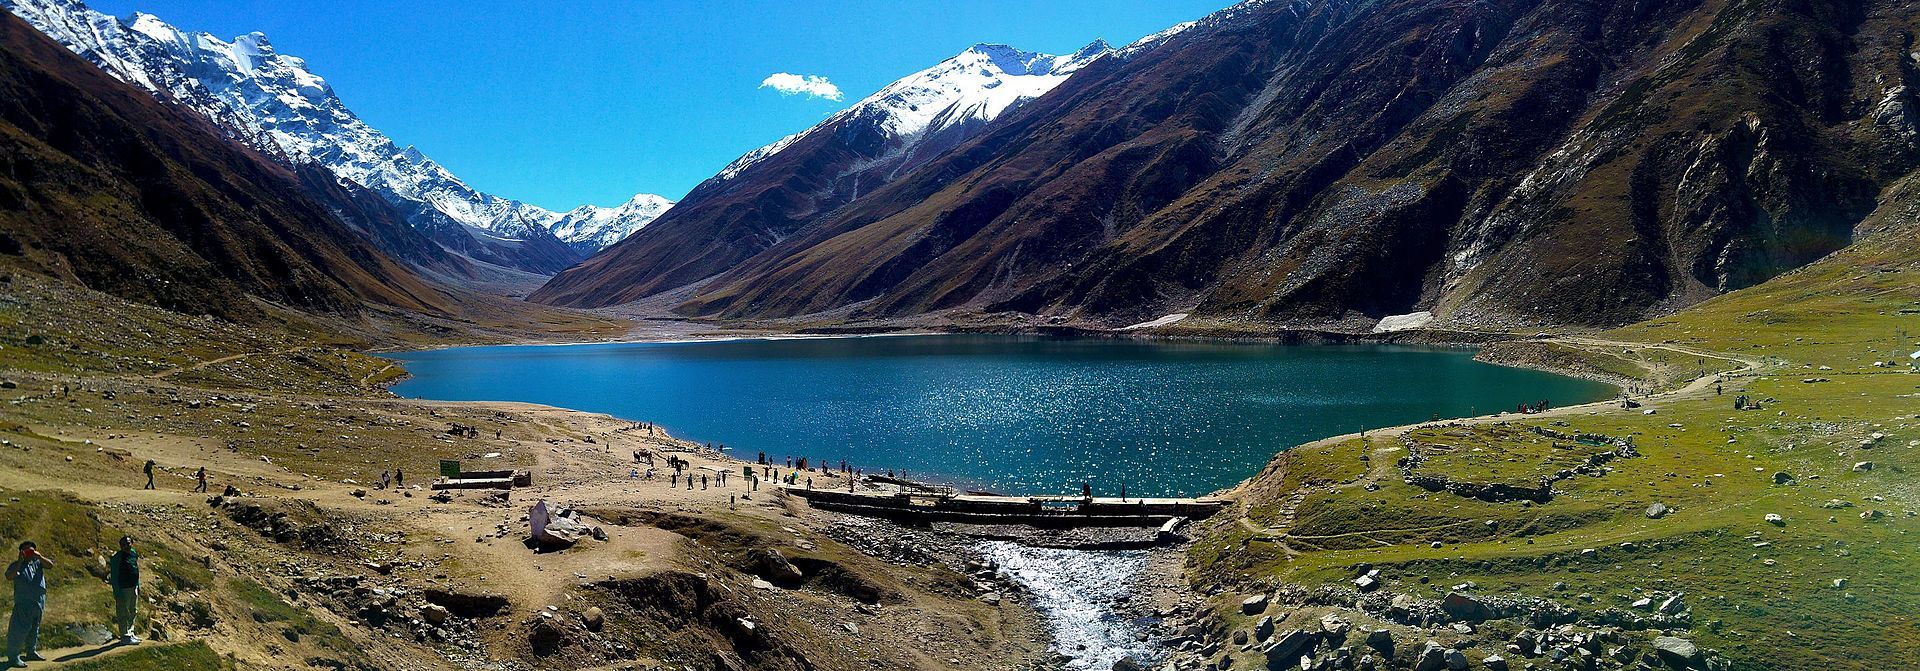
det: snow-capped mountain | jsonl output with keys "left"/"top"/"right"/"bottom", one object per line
{"left": 547, "top": 193, "right": 675, "bottom": 254}
{"left": 718, "top": 41, "right": 1112, "bottom": 181}
{"left": 2, "top": 0, "right": 670, "bottom": 269}
{"left": 532, "top": 40, "right": 1116, "bottom": 307}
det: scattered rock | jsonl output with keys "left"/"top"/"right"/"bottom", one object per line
{"left": 422, "top": 589, "right": 509, "bottom": 618}
{"left": 582, "top": 606, "right": 604, "bottom": 632}
{"left": 1651, "top": 636, "right": 1701, "bottom": 666}
{"left": 1645, "top": 503, "right": 1670, "bottom": 519}
{"left": 1365, "top": 628, "right": 1394, "bottom": 655}
{"left": 527, "top": 617, "right": 565, "bottom": 656}
{"left": 1658, "top": 593, "right": 1686, "bottom": 615}
{"left": 1241, "top": 594, "right": 1269, "bottom": 615}
{"left": 750, "top": 548, "right": 806, "bottom": 584}
{"left": 1440, "top": 592, "right": 1493, "bottom": 622}
{"left": 1764, "top": 513, "right": 1784, "bottom": 526}
{"left": 1413, "top": 641, "right": 1447, "bottom": 671}
{"left": 1260, "top": 630, "right": 1317, "bottom": 666}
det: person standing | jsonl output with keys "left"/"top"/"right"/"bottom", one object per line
{"left": 394, "top": 469, "right": 404, "bottom": 489}
{"left": 193, "top": 467, "right": 208, "bottom": 493}
{"left": 6, "top": 541, "right": 52, "bottom": 667}
{"left": 106, "top": 537, "right": 139, "bottom": 645}
{"left": 142, "top": 460, "right": 156, "bottom": 490}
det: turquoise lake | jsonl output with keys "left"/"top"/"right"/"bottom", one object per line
{"left": 386, "top": 335, "right": 1613, "bottom": 497}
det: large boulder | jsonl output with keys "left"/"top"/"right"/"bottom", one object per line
{"left": 1652, "top": 636, "right": 1701, "bottom": 667}
{"left": 1440, "top": 592, "right": 1494, "bottom": 621}
{"left": 1657, "top": 593, "right": 1686, "bottom": 615}
{"left": 1413, "top": 641, "right": 1448, "bottom": 671}
{"left": 528, "top": 616, "right": 566, "bottom": 656}
{"left": 1261, "top": 630, "right": 1318, "bottom": 666}
{"left": 1241, "top": 593, "right": 1269, "bottom": 614}
{"left": 423, "top": 589, "right": 510, "bottom": 618}
{"left": 749, "top": 548, "right": 806, "bottom": 584}
{"left": 529, "top": 500, "right": 599, "bottom": 549}
{"left": 1365, "top": 628, "right": 1395, "bottom": 656}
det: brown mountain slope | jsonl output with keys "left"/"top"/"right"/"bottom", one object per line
{"left": 546, "top": 0, "right": 1918, "bottom": 331}
{"left": 0, "top": 11, "right": 451, "bottom": 320}
{"left": 527, "top": 45, "right": 1097, "bottom": 310}
{"left": 528, "top": 113, "right": 894, "bottom": 308}
{"left": 291, "top": 163, "right": 478, "bottom": 280}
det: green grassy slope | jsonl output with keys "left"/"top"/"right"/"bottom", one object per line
{"left": 1191, "top": 184, "right": 1920, "bottom": 670}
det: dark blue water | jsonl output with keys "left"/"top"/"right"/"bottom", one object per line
{"left": 386, "top": 335, "right": 1611, "bottom": 497}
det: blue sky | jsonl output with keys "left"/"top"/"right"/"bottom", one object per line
{"left": 89, "top": 0, "right": 1230, "bottom": 210}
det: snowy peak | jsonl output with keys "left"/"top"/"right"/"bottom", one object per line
{"left": 957, "top": 41, "right": 1105, "bottom": 77}
{"left": 549, "top": 194, "right": 675, "bottom": 252}
{"left": 718, "top": 39, "right": 1113, "bottom": 181}
{"left": 855, "top": 39, "right": 1112, "bottom": 138}
{"left": 2, "top": 0, "right": 669, "bottom": 257}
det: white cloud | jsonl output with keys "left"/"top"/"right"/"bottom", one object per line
{"left": 759, "top": 72, "right": 843, "bottom": 101}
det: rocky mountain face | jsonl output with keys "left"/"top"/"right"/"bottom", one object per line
{"left": 540, "top": 0, "right": 1920, "bottom": 331}
{"left": 531, "top": 41, "right": 1114, "bottom": 307}
{"left": 2, "top": 0, "right": 672, "bottom": 273}
{"left": 0, "top": 11, "right": 449, "bottom": 320}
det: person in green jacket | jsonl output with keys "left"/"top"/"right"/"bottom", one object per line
{"left": 105, "top": 536, "right": 139, "bottom": 645}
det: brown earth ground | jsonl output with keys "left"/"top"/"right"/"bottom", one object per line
{"left": 0, "top": 272, "right": 1051, "bottom": 671}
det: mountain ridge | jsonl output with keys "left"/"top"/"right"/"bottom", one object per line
{"left": 543, "top": 0, "right": 1916, "bottom": 334}
{"left": 2, "top": 0, "right": 674, "bottom": 271}
{"left": 531, "top": 38, "right": 1117, "bottom": 307}
{"left": 0, "top": 9, "right": 450, "bottom": 319}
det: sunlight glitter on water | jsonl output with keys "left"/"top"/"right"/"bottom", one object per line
{"left": 980, "top": 541, "right": 1161, "bottom": 671}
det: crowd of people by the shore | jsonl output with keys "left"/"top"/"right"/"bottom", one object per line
{"left": 5, "top": 536, "right": 143, "bottom": 668}
{"left": 622, "top": 444, "right": 946, "bottom": 499}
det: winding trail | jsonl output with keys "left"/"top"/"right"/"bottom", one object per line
{"left": 143, "top": 346, "right": 315, "bottom": 380}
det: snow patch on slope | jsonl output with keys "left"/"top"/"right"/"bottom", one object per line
{"left": 1118, "top": 313, "right": 1189, "bottom": 331}
{"left": 1372, "top": 311, "right": 1434, "bottom": 333}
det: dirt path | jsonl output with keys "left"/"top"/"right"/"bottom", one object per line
{"left": 31, "top": 640, "right": 136, "bottom": 668}
{"left": 143, "top": 346, "right": 315, "bottom": 380}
